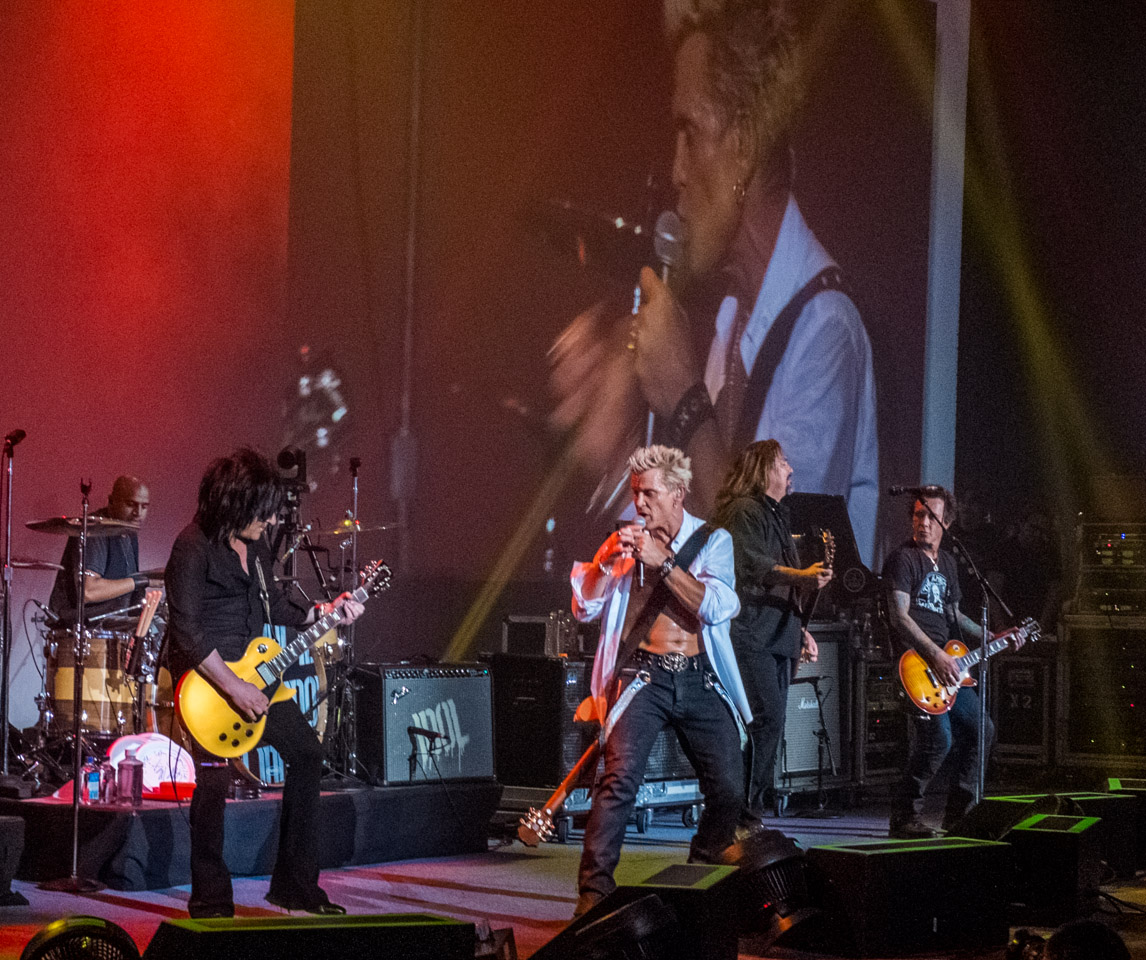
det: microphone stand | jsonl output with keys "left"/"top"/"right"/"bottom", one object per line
{"left": 41, "top": 479, "right": 104, "bottom": 892}
{"left": 915, "top": 498, "right": 1014, "bottom": 803}
{"left": 1, "top": 434, "right": 19, "bottom": 782}
{"left": 797, "top": 677, "right": 840, "bottom": 819}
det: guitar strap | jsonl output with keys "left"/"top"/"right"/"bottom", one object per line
{"left": 732, "top": 266, "right": 847, "bottom": 452}
{"left": 607, "top": 522, "right": 714, "bottom": 709}
{"left": 253, "top": 555, "right": 274, "bottom": 634}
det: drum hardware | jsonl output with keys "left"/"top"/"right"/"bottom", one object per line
{"left": 35, "top": 480, "right": 105, "bottom": 891}
{"left": 11, "top": 557, "right": 64, "bottom": 572}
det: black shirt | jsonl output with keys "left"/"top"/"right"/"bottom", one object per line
{"left": 716, "top": 493, "right": 802, "bottom": 659}
{"left": 882, "top": 539, "right": 961, "bottom": 648}
{"left": 48, "top": 510, "right": 140, "bottom": 624}
{"left": 163, "top": 521, "right": 309, "bottom": 679}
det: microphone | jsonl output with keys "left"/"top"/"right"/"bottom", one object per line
{"left": 407, "top": 725, "right": 447, "bottom": 742}
{"left": 31, "top": 599, "right": 61, "bottom": 626}
{"left": 887, "top": 485, "right": 943, "bottom": 497}
{"left": 280, "top": 524, "right": 312, "bottom": 564}
{"left": 4, "top": 428, "right": 26, "bottom": 447}
{"left": 653, "top": 210, "right": 683, "bottom": 284}
{"left": 790, "top": 675, "right": 821, "bottom": 686}
{"left": 633, "top": 517, "right": 647, "bottom": 588}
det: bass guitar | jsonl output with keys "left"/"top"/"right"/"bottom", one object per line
{"left": 898, "top": 617, "right": 1041, "bottom": 715}
{"left": 177, "top": 559, "right": 391, "bottom": 757}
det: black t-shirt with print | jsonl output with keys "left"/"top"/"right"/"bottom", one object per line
{"left": 882, "top": 539, "right": 961, "bottom": 648}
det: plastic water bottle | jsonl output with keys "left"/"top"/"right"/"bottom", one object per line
{"left": 99, "top": 757, "right": 117, "bottom": 804}
{"left": 117, "top": 745, "right": 144, "bottom": 806}
{"left": 80, "top": 756, "right": 100, "bottom": 804}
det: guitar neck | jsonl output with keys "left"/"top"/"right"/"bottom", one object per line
{"left": 262, "top": 582, "right": 370, "bottom": 680}
{"left": 957, "top": 633, "right": 1014, "bottom": 670}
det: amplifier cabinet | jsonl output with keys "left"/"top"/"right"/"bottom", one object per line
{"left": 355, "top": 664, "right": 495, "bottom": 786}
{"left": 993, "top": 652, "right": 1054, "bottom": 765}
{"left": 1057, "top": 616, "right": 1146, "bottom": 771}
{"left": 778, "top": 621, "right": 851, "bottom": 790}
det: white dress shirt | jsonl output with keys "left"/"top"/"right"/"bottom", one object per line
{"left": 704, "top": 194, "right": 879, "bottom": 566}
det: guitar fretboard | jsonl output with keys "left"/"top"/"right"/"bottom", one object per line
{"left": 255, "top": 581, "right": 371, "bottom": 685}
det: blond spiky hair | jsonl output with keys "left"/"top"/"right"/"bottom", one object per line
{"left": 628, "top": 445, "right": 693, "bottom": 493}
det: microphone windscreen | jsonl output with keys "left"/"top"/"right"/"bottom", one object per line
{"left": 653, "top": 210, "right": 683, "bottom": 270}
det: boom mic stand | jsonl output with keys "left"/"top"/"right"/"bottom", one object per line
{"left": 41, "top": 479, "right": 104, "bottom": 892}
{"left": 792, "top": 676, "right": 840, "bottom": 819}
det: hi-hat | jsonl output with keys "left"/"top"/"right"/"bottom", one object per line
{"left": 319, "top": 519, "right": 398, "bottom": 536}
{"left": 10, "top": 557, "right": 64, "bottom": 571}
{"left": 26, "top": 516, "right": 140, "bottom": 537}
{"left": 139, "top": 568, "right": 167, "bottom": 580}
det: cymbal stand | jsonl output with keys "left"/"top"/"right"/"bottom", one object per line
{"left": 1, "top": 431, "right": 30, "bottom": 785}
{"left": 41, "top": 479, "right": 103, "bottom": 892}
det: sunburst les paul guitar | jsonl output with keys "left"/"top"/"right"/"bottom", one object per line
{"left": 898, "top": 617, "right": 1041, "bottom": 715}
{"left": 177, "top": 560, "right": 391, "bottom": 757}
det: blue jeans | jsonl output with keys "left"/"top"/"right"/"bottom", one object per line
{"left": 577, "top": 659, "right": 744, "bottom": 899}
{"left": 893, "top": 685, "right": 995, "bottom": 828}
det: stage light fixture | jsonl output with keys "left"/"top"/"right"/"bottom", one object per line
{"left": 20, "top": 916, "right": 141, "bottom": 960}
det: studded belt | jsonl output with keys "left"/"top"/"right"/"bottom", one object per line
{"left": 632, "top": 648, "right": 706, "bottom": 673}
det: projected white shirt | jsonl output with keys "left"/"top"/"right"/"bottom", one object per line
{"left": 704, "top": 194, "right": 879, "bottom": 566}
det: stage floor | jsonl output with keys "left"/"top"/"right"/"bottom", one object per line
{"left": 1, "top": 801, "right": 1144, "bottom": 959}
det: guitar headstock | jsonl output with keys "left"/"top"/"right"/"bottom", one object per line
{"left": 359, "top": 560, "right": 393, "bottom": 596}
{"left": 821, "top": 529, "right": 836, "bottom": 570}
{"left": 1018, "top": 616, "right": 1042, "bottom": 644}
{"left": 517, "top": 808, "right": 553, "bottom": 847}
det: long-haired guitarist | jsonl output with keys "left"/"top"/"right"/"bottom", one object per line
{"left": 713, "top": 439, "right": 832, "bottom": 829}
{"left": 163, "top": 448, "right": 363, "bottom": 919}
{"left": 883, "top": 485, "right": 1025, "bottom": 839}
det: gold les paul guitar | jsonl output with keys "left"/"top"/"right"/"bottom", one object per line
{"left": 898, "top": 617, "right": 1041, "bottom": 715}
{"left": 177, "top": 560, "right": 391, "bottom": 757}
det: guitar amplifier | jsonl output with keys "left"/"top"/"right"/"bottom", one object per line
{"left": 354, "top": 663, "right": 495, "bottom": 786}
{"left": 778, "top": 621, "right": 850, "bottom": 789}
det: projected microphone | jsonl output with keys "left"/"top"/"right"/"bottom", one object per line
{"left": 887, "top": 485, "right": 943, "bottom": 497}
{"left": 653, "top": 210, "right": 683, "bottom": 284}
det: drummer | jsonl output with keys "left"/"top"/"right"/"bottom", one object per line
{"left": 48, "top": 475, "right": 151, "bottom": 625}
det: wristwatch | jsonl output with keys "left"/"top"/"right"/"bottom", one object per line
{"left": 659, "top": 553, "right": 677, "bottom": 579}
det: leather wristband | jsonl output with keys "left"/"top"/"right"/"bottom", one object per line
{"left": 659, "top": 382, "right": 714, "bottom": 451}
{"left": 131, "top": 572, "right": 150, "bottom": 589}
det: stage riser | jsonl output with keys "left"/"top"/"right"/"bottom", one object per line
{"left": 0, "top": 781, "right": 500, "bottom": 891}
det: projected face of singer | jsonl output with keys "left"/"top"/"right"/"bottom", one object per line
{"left": 671, "top": 31, "right": 753, "bottom": 280}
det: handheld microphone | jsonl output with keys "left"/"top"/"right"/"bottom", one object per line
{"left": 633, "top": 517, "right": 647, "bottom": 588}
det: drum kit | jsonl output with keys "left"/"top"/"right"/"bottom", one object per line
{"left": 12, "top": 516, "right": 172, "bottom": 792}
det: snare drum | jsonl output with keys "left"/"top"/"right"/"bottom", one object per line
{"left": 234, "top": 643, "right": 328, "bottom": 789}
{"left": 47, "top": 628, "right": 135, "bottom": 735}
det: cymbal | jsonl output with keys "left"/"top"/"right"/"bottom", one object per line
{"left": 26, "top": 516, "right": 140, "bottom": 538}
{"left": 10, "top": 557, "right": 64, "bottom": 572}
{"left": 318, "top": 519, "right": 398, "bottom": 536}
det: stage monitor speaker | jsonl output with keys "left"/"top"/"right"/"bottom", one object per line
{"left": 806, "top": 837, "right": 1012, "bottom": 956}
{"left": 354, "top": 664, "right": 495, "bottom": 786}
{"left": 0, "top": 816, "right": 25, "bottom": 904}
{"left": 1107, "top": 776, "right": 1146, "bottom": 870}
{"left": 1007, "top": 814, "right": 1104, "bottom": 926}
{"left": 533, "top": 863, "right": 740, "bottom": 960}
{"left": 142, "top": 914, "right": 474, "bottom": 960}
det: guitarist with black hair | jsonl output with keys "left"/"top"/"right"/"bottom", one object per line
{"left": 164, "top": 448, "right": 365, "bottom": 919}
{"left": 883, "top": 485, "right": 1027, "bottom": 839}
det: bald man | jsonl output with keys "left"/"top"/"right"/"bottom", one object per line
{"left": 49, "top": 475, "right": 151, "bottom": 625}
